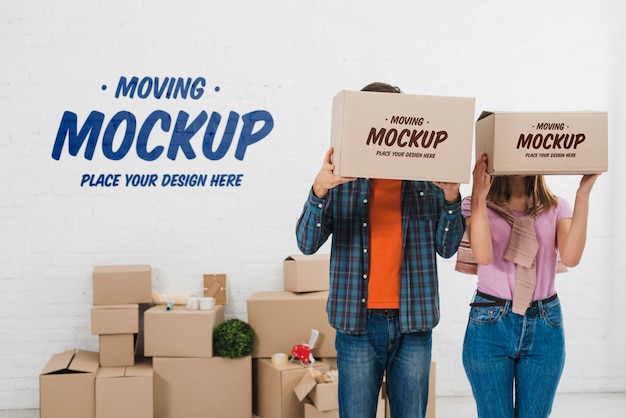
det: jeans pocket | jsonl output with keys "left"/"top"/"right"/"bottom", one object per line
{"left": 468, "top": 305, "right": 504, "bottom": 325}
{"left": 542, "top": 302, "right": 564, "bottom": 328}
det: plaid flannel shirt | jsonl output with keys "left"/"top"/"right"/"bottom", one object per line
{"left": 296, "top": 178, "right": 465, "bottom": 335}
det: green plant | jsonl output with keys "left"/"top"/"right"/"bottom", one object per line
{"left": 213, "top": 318, "right": 255, "bottom": 358}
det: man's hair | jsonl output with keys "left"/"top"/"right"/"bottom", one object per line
{"left": 360, "top": 82, "right": 402, "bottom": 93}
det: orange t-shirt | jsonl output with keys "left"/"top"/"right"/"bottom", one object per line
{"left": 367, "top": 179, "right": 402, "bottom": 309}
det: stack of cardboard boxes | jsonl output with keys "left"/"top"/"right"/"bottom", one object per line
{"left": 39, "top": 264, "right": 252, "bottom": 418}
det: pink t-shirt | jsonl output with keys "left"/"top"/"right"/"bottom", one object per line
{"left": 461, "top": 196, "right": 573, "bottom": 300}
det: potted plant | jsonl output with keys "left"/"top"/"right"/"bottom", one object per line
{"left": 213, "top": 318, "right": 255, "bottom": 358}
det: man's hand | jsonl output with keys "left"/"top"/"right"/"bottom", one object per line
{"left": 433, "top": 181, "right": 461, "bottom": 203}
{"left": 312, "top": 147, "right": 356, "bottom": 198}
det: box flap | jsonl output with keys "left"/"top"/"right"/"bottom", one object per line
{"left": 477, "top": 110, "right": 493, "bottom": 121}
{"left": 71, "top": 350, "right": 100, "bottom": 373}
{"left": 40, "top": 349, "right": 76, "bottom": 375}
{"left": 125, "top": 360, "right": 154, "bottom": 377}
{"left": 293, "top": 371, "right": 317, "bottom": 401}
{"left": 284, "top": 254, "right": 330, "bottom": 263}
{"left": 97, "top": 366, "right": 126, "bottom": 378}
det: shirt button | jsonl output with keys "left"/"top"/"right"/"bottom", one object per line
{"left": 361, "top": 298, "right": 366, "bottom": 303}
{"left": 363, "top": 248, "right": 368, "bottom": 253}
{"left": 448, "top": 210, "right": 453, "bottom": 215}
{"left": 363, "top": 274, "right": 368, "bottom": 280}
{"left": 363, "top": 199, "right": 368, "bottom": 204}
{"left": 419, "top": 191, "right": 424, "bottom": 196}
{"left": 362, "top": 222, "right": 368, "bottom": 228}
{"left": 317, "top": 203, "right": 323, "bottom": 208}
{"left": 316, "top": 223, "right": 321, "bottom": 228}
{"left": 444, "top": 227, "right": 449, "bottom": 232}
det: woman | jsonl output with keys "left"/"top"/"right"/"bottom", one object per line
{"left": 461, "top": 153, "right": 600, "bottom": 418}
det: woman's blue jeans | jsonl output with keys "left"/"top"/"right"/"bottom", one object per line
{"left": 462, "top": 292, "right": 566, "bottom": 418}
{"left": 335, "top": 311, "right": 432, "bottom": 418}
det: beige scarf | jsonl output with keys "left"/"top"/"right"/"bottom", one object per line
{"left": 455, "top": 199, "right": 565, "bottom": 315}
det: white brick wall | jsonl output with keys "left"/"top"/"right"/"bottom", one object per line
{"left": 1, "top": 0, "right": 625, "bottom": 409}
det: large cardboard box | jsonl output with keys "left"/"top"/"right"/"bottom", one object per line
{"left": 93, "top": 264, "right": 152, "bottom": 305}
{"left": 304, "top": 401, "right": 339, "bottom": 418}
{"left": 247, "top": 291, "right": 336, "bottom": 358}
{"left": 153, "top": 356, "right": 251, "bottom": 418}
{"left": 40, "top": 349, "right": 100, "bottom": 418}
{"left": 384, "top": 362, "right": 436, "bottom": 418}
{"left": 476, "top": 110, "right": 608, "bottom": 175}
{"left": 143, "top": 304, "right": 225, "bottom": 357}
{"left": 284, "top": 254, "right": 330, "bottom": 293}
{"left": 99, "top": 334, "right": 136, "bottom": 367}
{"left": 255, "top": 358, "right": 329, "bottom": 418}
{"left": 331, "top": 89, "right": 475, "bottom": 182}
{"left": 91, "top": 304, "right": 139, "bottom": 335}
{"left": 95, "top": 360, "right": 153, "bottom": 418}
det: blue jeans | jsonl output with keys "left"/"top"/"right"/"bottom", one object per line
{"left": 462, "top": 292, "right": 566, "bottom": 418}
{"left": 335, "top": 312, "right": 432, "bottom": 418}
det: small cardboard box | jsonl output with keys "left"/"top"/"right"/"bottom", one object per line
{"left": 255, "top": 358, "right": 329, "bottom": 418}
{"left": 95, "top": 360, "right": 153, "bottom": 418}
{"left": 203, "top": 273, "right": 227, "bottom": 304}
{"left": 153, "top": 356, "right": 251, "bottom": 418}
{"left": 331, "top": 89, "right": 475, "bottom": 182}
{"left": 40, "top": 349, "right": 100, "bottom": 418}
{"left": 99, "top": 334, "right": 136, "bottom": 367}
{"left": 143, "top": 304, "right": 225, "bottom": 358}
{"left": 294, "top": 370, "right": 338, "bottom": 412}
{"left": 475, "top": 110, "right": 608, "bottom": 175}
{"left": 247, "top": 290, "right": 336, "bottom": 358}
{"left": 284, "top": 254, "right": 330, "bottom": 293}
{"left": 91, "top": 304, "right": 139, "bottom": 335}
{"left": 304, "top": 401, "right": 339, "bottom": 418}
{"left": 93, "top": 265, "right": 152, "bottom": 305}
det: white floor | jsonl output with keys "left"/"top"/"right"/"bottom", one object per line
{"left": 3, "top": 392, "right": 625, "bottom": 417}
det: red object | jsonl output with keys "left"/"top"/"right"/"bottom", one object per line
{"left": 291, "top": 344, "right": 314, "bottom": 364}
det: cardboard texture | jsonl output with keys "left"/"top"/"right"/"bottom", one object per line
{"left": 39, "top": 349, "right": 100, "bottom": 418}
{"left": 202, "top": 273, "right": 228, "bottom": 304}
{"left": 255, "top": 358, "right": 329, "bottom": 418}
{"left": 475, "top": 111, "right": 608, "bottom": 175}
{"left": 331, "top": 89, "right": 475, "bottom": 182}
{"left": 304, "top": 401, "right": 339, "bottom": 418}
{"left": 143, "top": 304, "right": 225, "bottom": 357}
{"left": 153, "top": 356, "right": 251, "bottom": 418}
{"left": 384, "top": 361, "right": 436, "bottom": 418}
{"left": 284, "top": 254, "right": 330, "bottom": 293}
{"left": 99, "top": 334, "right": 136, "bottom": 367}
{"left": 294, "top": 371, "right": 338, "bottom": 412}
{"left": 93, "top": 264, "right": 152, "bottom": 305}
{"left": 247, "top": 290, "right": 336, "bottom": 358}
{"left": 95, "top": 360, "right": 153, "bottom": 418}
{"left": 91, "top": 304, "right": 139, "bottom": 335}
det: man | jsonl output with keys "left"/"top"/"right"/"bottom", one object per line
{"left": 295, "top": 82, "right": 465, "bottom": 418}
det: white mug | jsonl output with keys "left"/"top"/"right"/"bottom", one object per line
{"left": 199, "top": 296, "right": 216, "bottom": 310}
{"left": 185, "top": 296, "right": 199, "bottom": 310}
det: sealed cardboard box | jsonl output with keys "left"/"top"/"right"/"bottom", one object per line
{"left": 331, "top": 89, "right": 475, "bottom": 182}
{"left": 153, "top": 356, "right": 251, "bottom": 418}
{"left": 99, "top": 334, "right": 136, "bottom": 367}
{"left": 144, "top": 304, "right": 225, "bottom": 357}
{"left": 91, "top": 304, "right": 139, "bottom": 335}
{"left": 95, "top": 360, "right": 153, "bottom": 418}
{"left": 475, "top": 111, "right": 608, "bottom": 175}
{"left": 247, "top": 291, "right": 336, "bottom": 358}
{"left": 40, "top": 349, "right": 99, "bottom": 418}
{"left": 93, "top": 264, "right": 152, "bottom": 305}
{"left": 255, "top": 358, "right": 329, "bottom": 418}
{"left": 284, "top": 254, "right": 330, "bottom": 293}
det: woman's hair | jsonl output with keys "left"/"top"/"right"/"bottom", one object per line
{"left": 361, "top": 82, "right": 402, "bottom": 94}
{"left": 488, "top": 175, "right": 558, "bottom": 213}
